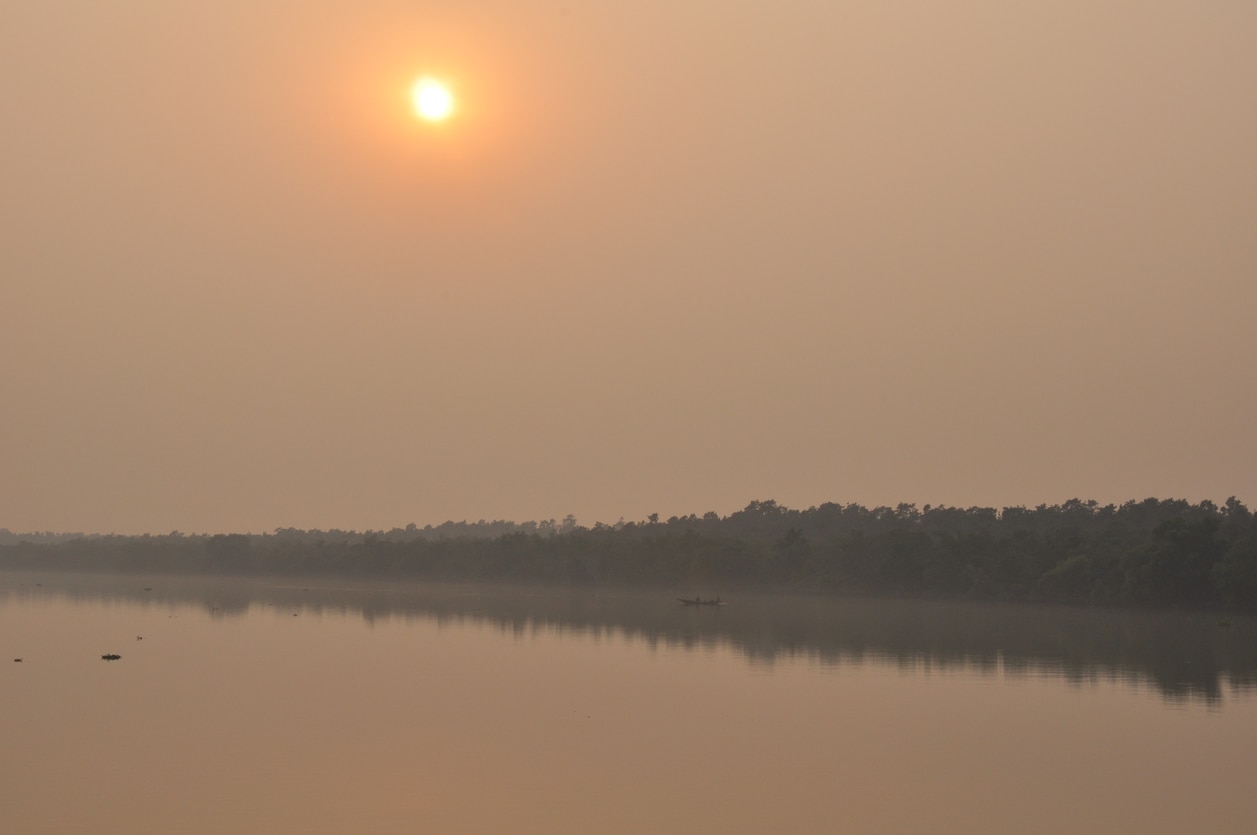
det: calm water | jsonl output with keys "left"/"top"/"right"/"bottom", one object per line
{"left": 3, "top": 572, "right": 1256, "bottom": 835}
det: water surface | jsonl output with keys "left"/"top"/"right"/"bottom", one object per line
{"left": 3, "top": 573, "right": 1255, "bottom": 834}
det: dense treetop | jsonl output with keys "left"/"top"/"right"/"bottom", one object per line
{"left": 3, "top": 498, "right": 1256, "bottom": 610}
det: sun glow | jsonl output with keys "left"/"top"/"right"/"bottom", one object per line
{"left": 412, "top": 77, "right": 455, "bottom": 121}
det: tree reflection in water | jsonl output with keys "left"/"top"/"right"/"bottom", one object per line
{"left": 3, "top": 572, "right": 1254, "bottom": 705}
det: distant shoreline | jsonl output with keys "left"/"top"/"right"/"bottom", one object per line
{"left": 3, "top": 498, "right": 1255, "bottom": 611}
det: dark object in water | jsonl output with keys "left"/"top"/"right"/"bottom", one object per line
{"left": 143, "top": 587, "right": 152, "bottom": 592}
{"left": 13, "top": 658, "right": 21, "bottom": 663}
{"left": 101, "top": 654, "right": 122, "bottom": 661}
{"left": 677, "top": 597, "right": 725, "bottom": 606}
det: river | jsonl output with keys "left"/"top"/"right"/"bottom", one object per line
{"left": 2, "top": 572, "right": 1254, "bottom": 834}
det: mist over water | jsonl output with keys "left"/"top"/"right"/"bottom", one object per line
{"left": 6, "top": 573, "right": 1254, "bottom": 704}
{"left": 4, "top": 573, "right": 1255, "bottom": 834}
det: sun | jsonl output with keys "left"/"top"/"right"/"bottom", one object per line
{"left": 412, "top": 77, "right": 455, "bottom": 122}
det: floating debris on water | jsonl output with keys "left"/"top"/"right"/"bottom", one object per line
{"left": 101, "top": 654, "right": 122, "bottom": 661}
{"left": 13, "top": 658, "right": 21, "bottom": 663}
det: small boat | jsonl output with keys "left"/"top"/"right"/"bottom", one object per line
{"left": 677, "top": 597, "right": 725, "bottom": 606}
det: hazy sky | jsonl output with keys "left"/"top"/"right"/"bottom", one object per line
{"left": 3, "top": 1, "right": 1254, "bottom": 533}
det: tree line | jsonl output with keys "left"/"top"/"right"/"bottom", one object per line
{"left": 2, "top": 497, "right": 1256, "bottom": 609}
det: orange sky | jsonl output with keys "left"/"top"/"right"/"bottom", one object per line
{"left": 2, "top": 1, "right": 1255, "bottom": 533}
